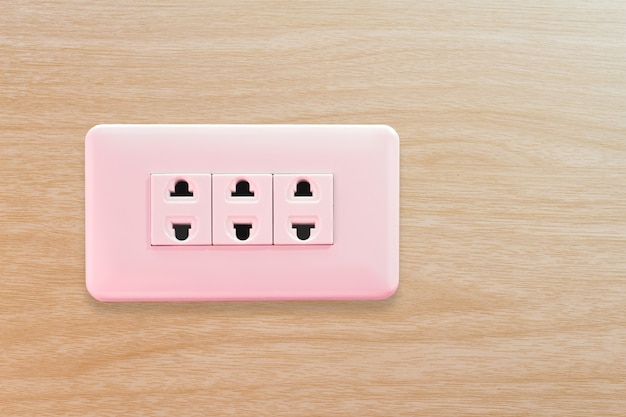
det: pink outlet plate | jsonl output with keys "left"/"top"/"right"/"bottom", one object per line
{"left": 85, "top": 124, "right": 399, "bottom": 301}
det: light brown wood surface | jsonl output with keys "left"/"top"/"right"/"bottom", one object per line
{"left": 2, "top": 1, "right": 625, "bottom": 415}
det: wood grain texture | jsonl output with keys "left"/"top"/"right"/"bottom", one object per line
{"left": 2, "top": 1, "right": 625, "bottom": 415}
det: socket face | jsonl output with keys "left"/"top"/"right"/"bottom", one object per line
{"left": 85, "top": 125, "right": 399, "bottom": 301}
{"left": 273, "top": 174, "right": 333, "bottom": 245}
{"left": 150, "top": 174, "right": 212, "bottom": 245}
{"left": 212, "top": 174, "right": 273, "bottom": 245}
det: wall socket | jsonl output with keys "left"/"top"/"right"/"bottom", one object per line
{"left": 273, "top": 174, "right": 333, "bottom": 245}
{"left": 150, "top": 174, "right": 212, "bottom": 245}
{"left": 212, "top": 174, "right": 275, "bottom": 245}
{"left": 85, "top": 124, "right": 399, "bottom": 301}
{"left": 151, "top": 173, "right": 333, "bottom": 246}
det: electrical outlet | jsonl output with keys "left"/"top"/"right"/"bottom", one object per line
{"left": 150, "top": 174, "right": 212, "bottom": 245}
{"left": 212, "top": 174, "right": 273, "bottom": 245}
{"left": 273, "top": 174, "right": 333, "bottom": 245}
{"left": 85, "top": 124, "right": 399, "bottom": 301}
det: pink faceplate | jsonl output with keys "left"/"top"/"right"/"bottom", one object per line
{"left": 85, "top": 124, "right": 399, "bottom": 301}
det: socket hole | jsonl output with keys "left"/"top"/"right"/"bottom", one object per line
{"left": 231, "top": 180, "right": 254, "bottom": 197}
{"left": 170, "top": 180, "right": 193, "bottom": 197}
{"left": 294, "top": 180, "right": 313, "bottom": 197}
{"left": 233, "top": 223, "right": 252, "bottom": 240}
{"left": 172, "top": 223, "right": 191, "bottom": 241}
{"left": 292, "top": 223, "right": 315, "bottom": 240}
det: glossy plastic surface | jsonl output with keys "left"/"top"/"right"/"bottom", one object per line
{"left": 85, "top": 124, "right": 399, "bottom": 301}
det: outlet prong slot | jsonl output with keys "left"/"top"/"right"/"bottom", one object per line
{"left": 294, "top": 180, "right": 313, "bottom": 197}
{"left": 172, "top": 223, "right": 192, "bottom": 241}
{"left": 233, "top": 223, "right": 253, "bottom": 241}
{"left": 170, "top": 180, "right": 193, "bottom": 197}
{"left": 292, "top": 223, "right": 315, "bottom": 240}
{"left": 231, "top": 180, "right": 254, "bottom": 197}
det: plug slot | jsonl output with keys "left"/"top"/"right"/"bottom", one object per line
{"left": 172, "top": 223, "right": 192, "bottom": 241}
{"left": 292, "top": 223, "right": 315, "bottom": 240}
{"left": 294, "top": 180, "right": 313, "bottom": 197}
{"left": 233, "top": 223, "right": 253, "bottom": 241}
{"left": 170, "top": 180, "right": 194, "bottom": 197}
{"left": 231, "top": 180, "right": 254, "bottom": 197}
